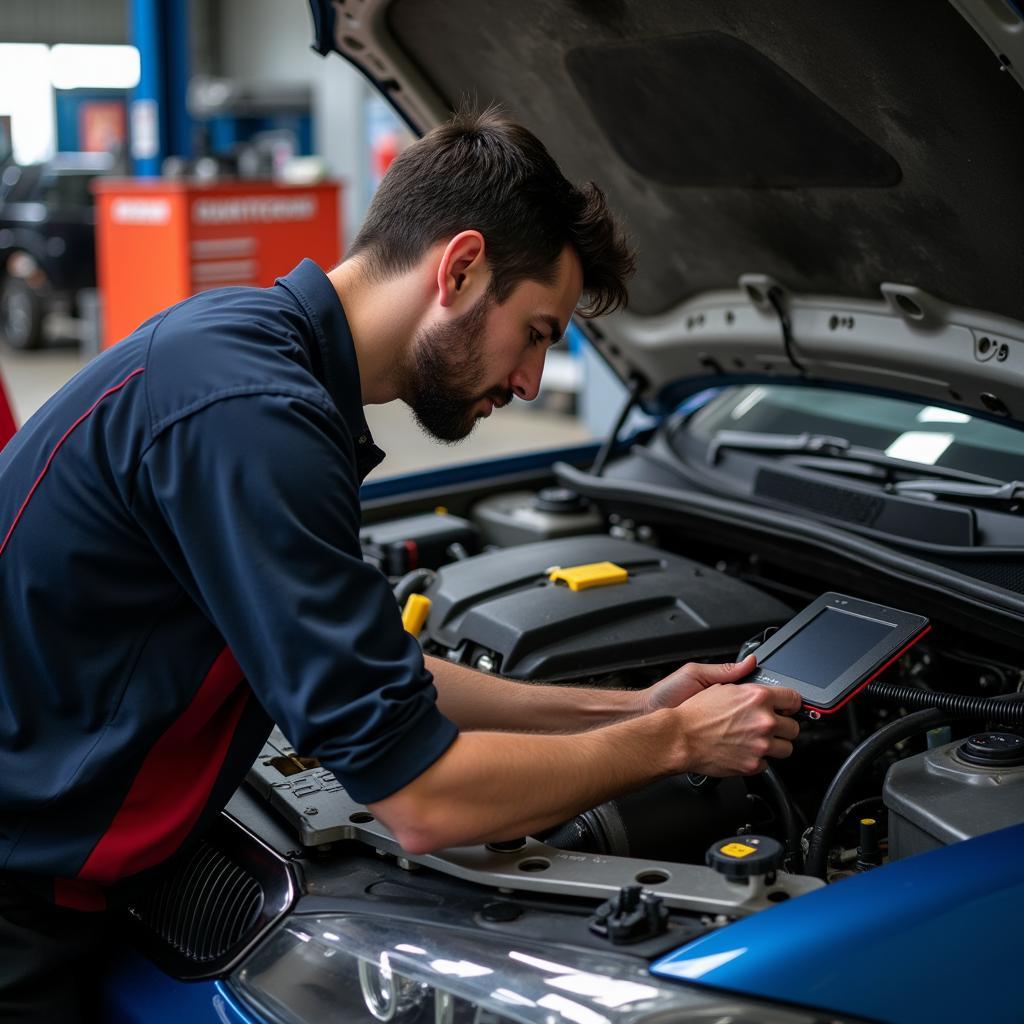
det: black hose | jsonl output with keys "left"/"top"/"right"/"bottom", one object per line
{"left": 392, "top": 568, "right": 435, "bottom": 608}
{"left": 804, "top": 708, "right": 950, "bottom": 879}
{"left": 866, "top": 681, "right": 1024, "bottom": 723}
{"left": 761, "top": 765, "right": 804, "bottom": 873}
{"left": 767, "top": 286, "right": 806, "bottom": 376}
{"left": 804, "top": 692, "right": 1024, "bottom": 879}
{"left": 590, "top": 375, "right": 645, "bottom": 477}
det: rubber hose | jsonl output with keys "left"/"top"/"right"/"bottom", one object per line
{"left": 392, "top": 568, "right": 436, "bottom": 608}
{"left": 805, "top": 693, "right": 1024, "bottom": 879}
{"left": 761, "top": 765, "right": 804, "bottom": 873}
{"left": 866, "top": 681, "right": 1024, "bottom": 723}
{"left": 804, "top": 707, "right": 949, "bottom": 880}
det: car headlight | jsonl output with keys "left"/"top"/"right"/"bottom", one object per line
{"left": 228, "top": 913, "right": 862, "bottom": 1024}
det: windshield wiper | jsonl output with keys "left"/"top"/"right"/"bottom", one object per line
{"left": 707, "top": 429, "right": 999, "bottom": 486}
{"left": 707, "top": 430, "right": 851, "bottom": 464}
{"left": 891, "top": 478, "right": 1024, "bottom": 513}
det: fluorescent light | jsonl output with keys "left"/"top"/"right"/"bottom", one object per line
{"left": 885, "top": 432, "right": 954, "bottom": 465}
{"left": 731, "top": 386, "right": 766, "bottom": 420}
{"left": 917, "top": 406, "right": 971, "bottom": 424}
{"left": 429, "top": 958, "right": 493, "bottom": 978}
{"left": 50, "top": 44, "right": 140, "bottom": 91}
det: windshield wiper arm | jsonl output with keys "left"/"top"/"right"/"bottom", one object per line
{"left": 707, "top": 430, "right": 851, "bottom": 465}
{"left": 707, "top": 429, "right": 1001, "bottom": 487}
{"left": 891, "top": 478, "right": 1024, "bottom": 511}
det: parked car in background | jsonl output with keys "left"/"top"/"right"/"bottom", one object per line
{"left": 0, "top": 152, "right": 111, "bottom": 349}
{"left": 98, "top": 2, "right": 1024, "bottom": 1023}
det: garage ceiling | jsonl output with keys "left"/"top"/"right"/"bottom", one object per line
{"left": 1, "top": 0, "right": 127, "bottom": 45}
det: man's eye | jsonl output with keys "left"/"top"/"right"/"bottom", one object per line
{"left": 529, "top": 327, "right": 543, "bottom": 346}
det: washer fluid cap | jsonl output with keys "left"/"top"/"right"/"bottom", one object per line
{"left": 706, "top": 835, "right": 784, "bottom": 880}
{"left": 533, "top": 487, "right": 587, "bottom": 514}
{"left": 958, "top": 732, "right": 1024, "bottom": 768}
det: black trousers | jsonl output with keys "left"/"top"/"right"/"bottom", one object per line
{"left": 0, "top": 880, "right": 111, "bottom": 1024}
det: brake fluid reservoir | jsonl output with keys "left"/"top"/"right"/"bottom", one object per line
{"left": 883, "top": 732, "right": 1024, "bottom": 861}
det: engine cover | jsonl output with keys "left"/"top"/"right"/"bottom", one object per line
{"left": 423, "top": 536, "right": 791, "bottom": 681}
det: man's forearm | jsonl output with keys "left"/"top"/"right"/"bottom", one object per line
{"left": 372, "top": 659, "right": 802, "bottom": 851}
{"left": 368, "top": 680, "right": 802, "bottom": 854}
{"left": 368, "top": 710, "right": 679, "bottom": 853}
{"left": 426, "top": 654, "right": 642, "bottom": 733}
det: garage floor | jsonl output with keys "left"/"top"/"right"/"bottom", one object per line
{"left": 0, "top": 344, "right": 592, "bottom": 479}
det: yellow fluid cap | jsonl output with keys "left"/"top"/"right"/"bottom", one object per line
{"left": 720, "top": 842, "right": 758, "bottom": 859}
{"left": 548, "top": 561, "right": 628, "bottom": 592}
{"left": 434, "top": 506, "right": 448, "bottom": 515}
{"left": 402, "top": 593, "right": 431, "bottom": 637}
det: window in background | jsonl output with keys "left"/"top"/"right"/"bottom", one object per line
{"left": 0, "top": 43, "right": 140, "bottom": 164}
{"left": 0, "top": 44, "right": 54, "bottom": 165}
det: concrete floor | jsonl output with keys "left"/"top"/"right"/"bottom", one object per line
{"left": 0, "top": 343, "right": 592, "bottom": 479}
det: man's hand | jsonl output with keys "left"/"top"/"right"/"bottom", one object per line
{"left": 641, "top": 654, "right": 757, "bottom": 713}
{"left": 669, "top": 682, "right": 802, "bottom": 776}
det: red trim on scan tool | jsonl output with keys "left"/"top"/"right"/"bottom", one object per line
{"left": 806, "top": 625, "right": 932, "bottom": 717}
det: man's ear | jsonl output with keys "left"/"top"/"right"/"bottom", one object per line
{"left": 436, "top": 230, "right": 488, "bottom": 309}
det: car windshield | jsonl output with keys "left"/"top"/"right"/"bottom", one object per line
{"left": 687, "top": 385, "right": 1024, "bottom": 481}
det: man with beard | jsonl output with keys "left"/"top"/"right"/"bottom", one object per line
{"left": 0, "top": 107, "right": 800, "bottom": 1021}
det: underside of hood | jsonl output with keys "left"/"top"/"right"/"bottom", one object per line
{"left": 313, "top": 0, "right": 1024, "bottom": 418}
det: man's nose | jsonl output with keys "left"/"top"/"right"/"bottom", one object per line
{"left": 509, "top": 346, "right": 547, "bottom": 402}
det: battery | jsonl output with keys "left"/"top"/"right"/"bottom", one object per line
{"left": 360, "top": 511, "right": 481, "bottom": 575}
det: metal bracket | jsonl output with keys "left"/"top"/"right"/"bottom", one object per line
{"left": 248, "top": 733, "right": 823, "bottom": 917}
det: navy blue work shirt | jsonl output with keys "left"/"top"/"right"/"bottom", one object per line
{"left": 0, "top": 260, "right": 458, "bottom": 905}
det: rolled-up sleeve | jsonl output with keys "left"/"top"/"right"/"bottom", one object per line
{"left": 131, "top": 390, "right": 458, "bottom": 803}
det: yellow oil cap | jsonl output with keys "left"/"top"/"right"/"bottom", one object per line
{"left": 548, "top": 561, "right": 628, "bottom": 592}
{"left": 402, "top": 593, "right": 431, "bottom": 637}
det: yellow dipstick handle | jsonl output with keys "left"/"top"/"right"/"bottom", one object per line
{"left": 402, "top": 593, "right": 431, "bottom": 637}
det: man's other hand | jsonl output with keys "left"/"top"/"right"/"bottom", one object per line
{"left": 641, "top": 654, "right": 756, "bottom": 713}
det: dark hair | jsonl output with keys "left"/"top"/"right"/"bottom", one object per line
{"left": 348, "top": 105, "right": 636, "bottom": 317}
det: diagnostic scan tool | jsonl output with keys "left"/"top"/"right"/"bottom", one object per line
{"left": 746, "top": 593, "right": 930, "bottom": 719}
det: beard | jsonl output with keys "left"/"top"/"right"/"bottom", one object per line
{"left": 405, "top": 293, "right": 513, "bottom": 443}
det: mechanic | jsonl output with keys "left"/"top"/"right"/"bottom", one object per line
{"left": 0, "top": 107, "right": 801, "bottom": 1022}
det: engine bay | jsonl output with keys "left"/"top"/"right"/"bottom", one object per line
{"left": 240, "top": 478, "right": 1024, "bottom": 929}
{"left": 120, "top": 462, "right": 1024, "bottom": 991}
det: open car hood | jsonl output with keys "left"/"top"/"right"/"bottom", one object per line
{"left": 310, "top": 0, "right": 1024, "bottom": 420}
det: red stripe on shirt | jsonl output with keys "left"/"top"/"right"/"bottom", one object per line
{"left": 0, "top": 367, "right": 146, "bottom": 558}
{"left": 54, "top": 877, "right": 107, "bottom": 912}
{"left": 77, "top": 647, "right": 248, "bottom": 885}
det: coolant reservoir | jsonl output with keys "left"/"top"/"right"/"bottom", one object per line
{"left": 883, "top": 732, "right": 1024, "bottom": 861}
{"left": 471, "top": 487, "right": 602, "bottom": 546}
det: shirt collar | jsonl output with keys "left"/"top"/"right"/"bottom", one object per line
{"left": 276, "top": 259, "right": 385, "bottom": 480}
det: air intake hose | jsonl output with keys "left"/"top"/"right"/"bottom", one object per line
{"left": 866, "top": 681, "right": 1024, "bottom": 723}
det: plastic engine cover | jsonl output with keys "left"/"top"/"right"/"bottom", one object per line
{"left": 423, "top": 536, "right": 791, "bottom": 681}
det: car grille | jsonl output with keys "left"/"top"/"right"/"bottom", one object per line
{"left": 122, "top": 813, "right": 295, "bottom": 980}
{"left": 128, "top": 841, "right": 264, "bottom": 963}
